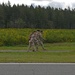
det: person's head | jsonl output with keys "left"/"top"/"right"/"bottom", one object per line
{"left": 36, "top": 30, "right": 43, "bottom": 32}
{"left": 36, "top": 30, "right": 40, "bottom": 32}
{"left": 36, "top": 30, "right": 43, "bottom": 35}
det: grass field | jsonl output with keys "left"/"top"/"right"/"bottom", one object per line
{"left": 0, "top": 42, "right": 75, "bottom": 50}
{"left": 0, "top": 43, "right": 75, "bottom": 63}
{"left": 0, "top": 29, "right": 75, "bottom": 63}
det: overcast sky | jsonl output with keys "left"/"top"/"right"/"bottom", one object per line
{"left": 0, "top": 0, "right": 75, "bottom": 9}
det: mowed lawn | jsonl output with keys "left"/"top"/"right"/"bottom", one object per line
{"left": 0, "top": 43, "right": 75, "bottom": 63}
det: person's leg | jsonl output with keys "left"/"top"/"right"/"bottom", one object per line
{"left": 35, "top": 42, "right": 39, "bottom": 51}
{"left": 40, "top": 41, "right": 46, "bottom": 50}
{"left": 32, "top": 42, "right": 37, "bottom": 52}
{"left": 27, "top": 41, "right": 32, "bottom": 52}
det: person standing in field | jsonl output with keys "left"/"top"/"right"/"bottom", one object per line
{"left": 28, "top": 31, "right": 39, "bottom": 52}
{"left": 28, "top": 30, "right": 45, "bottom": 52}
{"left": 35, "top": 30, "right": 45, "bottom": 50}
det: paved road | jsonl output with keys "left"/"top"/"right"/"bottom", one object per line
{"left": 0, "top": 63, "right": 75, "bottom": 75}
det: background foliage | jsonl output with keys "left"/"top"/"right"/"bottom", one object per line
{"left": 0, "top": 29, "right": 75, "bottom": 46}
{"left": 0, "top": 1, "right": 75, "bottom": 29}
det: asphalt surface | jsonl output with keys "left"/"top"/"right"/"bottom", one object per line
{"left": 0, "top": 63, "right": 75, "bottom": 75}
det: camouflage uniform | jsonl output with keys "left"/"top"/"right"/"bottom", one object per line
{"left": 28, "top": 31, "right": 38, "bottom": 52}
{"left": 28, "top": 30, "right": 45, "bottom": 52}
{"left": 35, "top": 30, "right": 45, "bottom": 50}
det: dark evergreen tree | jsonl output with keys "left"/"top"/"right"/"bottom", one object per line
{"left": 0, "top": 1, "right": 75, "bottom": 29}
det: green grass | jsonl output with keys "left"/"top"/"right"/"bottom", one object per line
{"left": 0, "top": 29, "right": 75, "bottom": 63}
{"left": 0, "top": 45, "right": 28, "bottom": 50}
{"left": 0, "top": 52, "right": 75, "bottom": 63}
{"left": 0, "top": 43, "right": 75, "bottom": 51}
{"left": 45, "top": 43, "right": 75, "bottom": 51}
{"left": 0, "top": 43, "right": 75, "bottom": 63}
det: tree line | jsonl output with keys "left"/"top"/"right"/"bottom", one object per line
{"left": 0, "top": 1, "right": 75, "bottom": 29}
